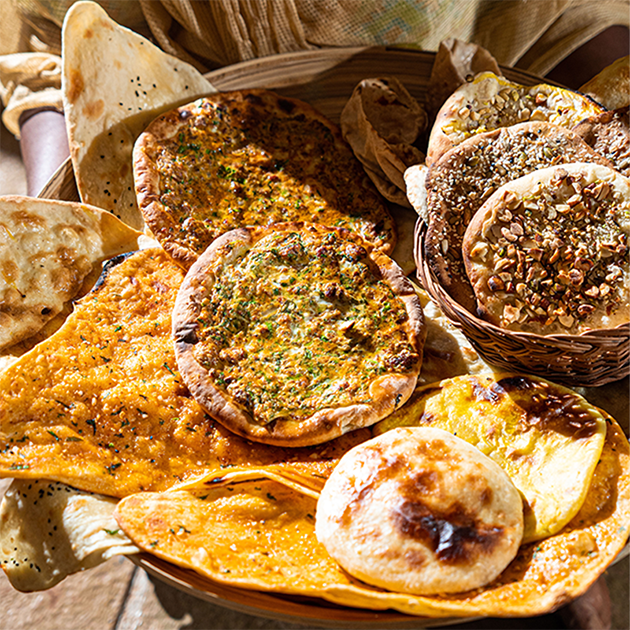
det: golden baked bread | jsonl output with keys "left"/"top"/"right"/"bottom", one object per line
{"left": 462, "top": 163, "right": 630, "bottom": 334}
{"left": 315, "top": 426, "right": 524, "bottom": 595}
{"left": 426, "top": 72, "right": 604, "bottom": 166}
{"left": 172, "top": 223, "right": 424, "bottom": 446}
{"left": 134, "top": 89, "right": 396, "bottom": 268}
{"left": 409, "top": 121, "right": 611, "bottom": 311}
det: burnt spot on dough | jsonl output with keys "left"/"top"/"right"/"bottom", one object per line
{"left": 494, "top": 376, "right": 600, "bottom": 439}
{"left": 472, "top": 379, "right": 503, "bottom": 404}
{"left": 392, "top": 496, "right": 504, "bottom": 564}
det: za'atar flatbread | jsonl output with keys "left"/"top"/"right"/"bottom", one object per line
{"left": 172, "top": 223, "right": 424, "bottom": 447}
{"left": 62, "top": 1, "right": 216, "bottom": 229}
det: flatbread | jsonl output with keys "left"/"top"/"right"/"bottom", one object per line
{"left": 340, "top": 77, "right": 427, "bottom": 207}
{"left": 579, "top": 55, "right": 630, "bottom": 111}
{"left": 0, "top": 248, "right": 370, "bottom": 497}
{"left": 0, "top": 195, "right": 141, "bottom": 352}
{"left": 426, "top": 72, "right": 604, "bottom": 166}
{"left": 133, "top": 89, "right": 396, "bottom": 268}
{"left": 415, "top": 121, "right": 611, "bottom": 311}
{"left": 462, "top": 163, "right": 630, "bottom": 334}
{"left": 173, "top": 223, "right": 425, "bottom": 446}
{"left": 316, "top": 426, "right": 524, "bottom": 595}
{"left": 112, "top": 409, "right": 630, "bottom": 618}
{"left": 0, "top": 479, "right": 137, "bottom": 591}
{"left": 61, "top": 1, "right": 216, "bottom": 230}
{"left": 375, "top": 373, "right": 607, "bottom": 542}
{"left": 574, "top": 106, "right": 630, "bottom": 177}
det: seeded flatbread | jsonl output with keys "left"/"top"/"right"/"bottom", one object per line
{"left": 173, "top": 223, "right": 424, "bottom": 447}
{"left": 134, "top": 89, "right": 396, "bottom": 268}
{"left": 112, "top": 402, "right": 630, "bottom": 618}
{"left": 316, "top": 426, "right": 524, "bottom": 595}
{"left": 462, "top": 163, "right": 630, "bottom": 334}
{"left": 413, "top": 121, "right": 612, "bottom": 310}
{"left": 426, "top": 72, "right": 604, "bottom": 166}
{"left": 62, "top": 1, "right": 215, "bottom": 229}
{"left": 375, "top": 373, "right": 608, "bottom": 542}
{"left": 0, "top": 195, "right": 141, "bottom": 352}
{"left": 574, "top": 106, "right": 630, "bottom": 177}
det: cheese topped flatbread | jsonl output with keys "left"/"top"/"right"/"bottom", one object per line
{"left": 134, "top": 89, "right": 396, "bottom": 268}
{"left": 173, "top": 223, "right": 424, "bottom": 446}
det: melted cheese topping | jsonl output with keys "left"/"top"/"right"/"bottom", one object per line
{"left": 149, "top": 94, "right": 393, "bottom": 257}
{"left": 193, "top": 229, "right": 418, "bottom": 425}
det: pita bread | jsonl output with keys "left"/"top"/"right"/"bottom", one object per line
{"left": 61, "top": 1, "right": 216, "bottom": 230}
{"left": 0, "top": 195, "right": 141, "bottom": 352}
{"left": 316, "top": 426, "right": 524, "bottom": 595}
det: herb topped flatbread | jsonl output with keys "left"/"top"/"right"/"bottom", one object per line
{"left": 173, "top": 223, "right": 424, "bottom": 446}
{"left": 133, "top": 89, "right": 396, "bottom": 268}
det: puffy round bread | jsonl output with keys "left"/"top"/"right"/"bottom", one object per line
{"left": 315, "top": 426, "right": 524, "bottom": 595}
{"left": 173, "top": 222, "right": 424, "bottom": 447}
{"left": 462, "top": 163, "right": 630, "bottom": 334}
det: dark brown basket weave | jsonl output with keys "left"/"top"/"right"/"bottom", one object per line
{"left": 414, "top": 219, "right": 630, "bottom": 388}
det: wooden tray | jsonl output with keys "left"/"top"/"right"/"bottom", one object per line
{"left": 38, "top": 46, "right": 621, "bottom": 628}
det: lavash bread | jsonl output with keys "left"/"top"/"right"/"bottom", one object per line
{"left": 462, "top": 163, "right": 630, "bottom": 335}
{"left": 340, "top": 77, "right": 427, "bottom": 207}
{"left": 316, "top": 426, "right": 524, "bottom": 595}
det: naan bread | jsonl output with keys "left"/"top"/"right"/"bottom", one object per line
{"left": 134, "top": 89, "right": 396, "bottom": 268}
{"left": 375, "top": 374, "right": 608, "bottom": 542}
{"left": 316, "top": 426, "right": 524, "bottom": 595}
{"left": 462, "top": 163, "right": 630, "bottom": 334}
{"left": 340, "top": 77, "right": 427, "bottom": 207}
{"left": 579, "top": 55, "right": 630, "bottom": 111}
{"left": 173, "top": 223, "right": 424, "bottom": 446}
{"left": 0, "top": 195, "right": 141, "bottom": 352}
{"left": 0, "top": 248, "right": 370, "bottom": 496}
{"left": 61, "top": 1, "right": 216, "bottom": 229}
{"left": 0, "top": 479, "right": 137, "bottom": 591}
{"left": 574, "top": 106, "right": 630, "bottom": 177}
{"left": 426, "top": 72, "right": 604, "bottom": 165}
{"left": 415, "top": 122, "right": 611, "bottom": 311}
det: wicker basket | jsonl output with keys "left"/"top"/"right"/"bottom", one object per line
{"left": 414, "top": 219, "right": 630, "bottom": 388}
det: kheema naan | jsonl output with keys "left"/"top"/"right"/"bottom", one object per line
{"left": 61, "top": 1, "right": 216, "bottom": 229}
{"left": 0, "top": 248, "right": 369, "bottom": 497}
{"left": 113, "top": 415, "right": 629, "bottom": 618}
{"left": 0, "top": 195, "right": 141, "bottom": 352}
